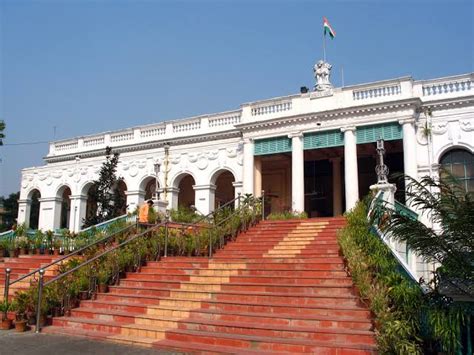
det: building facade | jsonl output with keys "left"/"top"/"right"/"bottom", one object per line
{"left": 17, "top": 71, "right": 474, "bottom": 244}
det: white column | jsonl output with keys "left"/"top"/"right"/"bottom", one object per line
{"left": 242, "top": 138, "right": 255, "bottom": 195}
{"left": 342, "top": 127, "right": 359, "bottom": 211}
{"left": 232, "top": 181, "right": 243, "bottom": 208}
{"left": 125, "top": 190, "right": 145, "bottom": 214}
{"left": 330, "top": 158, "right": 343, "bottom": 216}
{"left": 38, "top": 197, "right": 62, "bottom": 231}
{"left": 69, "top": 195, "right": 88, "bottom": 232}
{"left": 165, "top": 187, "right": 180, "bottom": 210}
{"left": 289, "top": 132, "right": 305, "bottom": 213}
{"left": 17, "top": 199, "right": 31, "bottom": 227}
{"left": 193, "top": 184, "right": 216, "bottom": 215}
{"left": 399, "top": 118, "right": 418, "bottom": 179}
{"left": 254, "top": 157, "right": 262, "bottom": 198}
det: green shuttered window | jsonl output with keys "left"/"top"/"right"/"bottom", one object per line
{"left": 254, "top": 136, "right": 292, "bottom": 156}
{"left": 356, "top": 122, "right": 402, "bottom": 144}
{"left": 303, "top": 130, "right": 344, "bottom": 150}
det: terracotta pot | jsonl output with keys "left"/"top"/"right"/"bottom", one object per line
{"left": 53, "top": 249, "right": 60, "bottom": 256}
{"left": 19, "top": 248, "right": 27, "bottom": 256}
{"left": 78, "top": 291, "right": 89, "bottom": 300}
{"left": 98, "top": 284, "right": 108, "bottom": 293}
{"left": 28, "top": 249, "right": 34, "bottom": 256}
{"left": 15, "top": 320, "right": 27, "bottom": 332}
{"left": 36, "top": 248, "right": 42, "bottom": 255}
{"left": 0, "top": 319, "right": 12, "bottom": 330}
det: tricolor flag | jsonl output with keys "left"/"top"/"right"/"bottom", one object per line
{"left": 323, "top": 17, "right": 336, "bottom": 39}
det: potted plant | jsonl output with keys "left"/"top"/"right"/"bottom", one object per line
{"left": 33, "top": 230, "right": 44, "bottom": 255}
{"left": 14, "top": 292, "right": 29, "bottom": 332}
{"left": 0, "top": 239, "right": 8, "bottom": 257}
{"left": 52, "top": 238, "right": 62, "bottom": 256}
{"left": 17, "top": 236, "right": 29, "bottom": 255}
{"left": 97, "top": 267, "right": 110, "bottom": 293}
{"left": 0, "top": 300, "right": 15, "bottom": 330}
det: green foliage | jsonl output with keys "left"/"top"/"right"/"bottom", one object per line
{"left": 170, "top": 206, "right": 199, "bottom": 223}
{"left": 0, "top": 191, "right": 19, "bottom": 232}
{"left": 0, "top": 119, "right": 5, "bottom": 145}
{"left": 83, "top": 147, "right": 127, "bottom": 227}
{"left": 267, "top": 210, "right": 308, "bottom": 220}
{"left": 341, "top": 199, "right": 469, "bottom": 354}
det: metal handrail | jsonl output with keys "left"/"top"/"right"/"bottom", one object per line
{"left": 3, "top": 223, "right": 137, "bottom": 304}
{"left": 32, "top": 193, "right": 264, "bottom": 333}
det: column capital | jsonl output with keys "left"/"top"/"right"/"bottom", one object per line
{"left": 193, "top": 184, "right": 217, "bottom": 191}
{"left": 70, "top": 194, "right": 88, "bottom": 201}
{"left": 398, "top": 117, "right": 416, "bottom": 125}
{"left": 232, "top": 181, "right": 243, "bottom": 188}
{"left": 125, "top": 190, "right": 145, "bottom": 197}
{"left": 341, "top": 126, "right": 356, "bottom": 133}
{"left": 288, "top": 132, "right": 304, "bottom": 139}
{"left": 242, "top": 137, "right": 254, "bottom": 144}
{"left": 38, "top": 197, "right": 62, "bottom": 203}
{"left": 18, "top": 199, "right": 31, "bottom": 205}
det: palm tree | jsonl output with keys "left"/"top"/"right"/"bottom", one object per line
{"left": 377, "top": 174, "right": 473, "bottom": 298}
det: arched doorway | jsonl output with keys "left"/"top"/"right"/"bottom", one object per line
{"left": 57, "top": 186, "right": 72, "bottom": 229}
{"left": 28, "top": 189, "right": 41, "bottom": 229}
{"left": 177, "top": 174, "right": 195, "bottom": 209}
{"left": 212, "top": 170, "right": 235, "bottom": 209}
{"left": 83, "top": 183, "right": 98, "bottom": 226}
{"left": 440, "top": 149, "right": 474, "bottom": 193}
{"left": 115, "top": 180, "right": 128, "bottom": 215}
{"left": 142, "top": 177, "right": 159, "bottom": 201}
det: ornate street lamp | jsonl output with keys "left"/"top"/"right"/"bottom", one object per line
{"left": 154, "top": 162, "right": 160, "bottom": 201}
{"left": 375, "top": 139, "right": 389, "bottom": 184}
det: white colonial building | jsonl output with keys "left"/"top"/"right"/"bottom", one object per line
{"left": 17, "top": 68, "right": 474, "bottom": 247}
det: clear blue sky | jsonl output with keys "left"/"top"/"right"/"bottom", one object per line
{"left": 0, "top": 0, "right": 473, "bottom": 196}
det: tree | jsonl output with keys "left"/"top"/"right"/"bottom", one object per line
{"left": 0, "top": 120, "right": 5, "bottom": 146}
{"left": 0, "top": 191, "right": 19, "bottom": 231}
{"left": 83, "top": 147, "right": 127, "bottom": 227}
{"left": 380, "top": 174, "right": 473, "bottom": 297}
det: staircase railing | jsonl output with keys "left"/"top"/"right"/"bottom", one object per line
{"left": 31, "top": 193, "right": 263, "bottom": 333}
{"left": 3, "top": 223, "right": 137, "bottom": 304}
{"left": 369, "top": 190, "right": 421, "bottom": 285}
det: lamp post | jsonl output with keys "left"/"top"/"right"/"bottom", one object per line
{"left": 163, "top": 144, "right": 170, "bottom": 201}
{"left": 375, "top": 139, "right": 389, "bottom": 184}
{"left": 154, "top": 163, "right": 161, "bottom": 201}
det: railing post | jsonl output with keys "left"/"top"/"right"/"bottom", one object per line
{"left": 3, "top": 268, "right": 11, "bottom": 304}
{"left": 164, "top": 210, "right": 170, "bottom": 258}
{"left": 261, "top": 190, "right": 265, "bottom": 221}
{"left": 35, "top": 269, "right": 45, "bottom": 333}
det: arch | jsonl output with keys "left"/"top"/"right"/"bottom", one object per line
{"left": 176, "top": 173, "right": 196, "bottom": 209}
{"left": 439, "top": 148, "right": 474, "bottom": 193}
{"left": 28, "top": 188, "right": 41, "bottom": 229}
{"left": 139, "top": 175, "right": 160, "bottom": 200}
{"left": 171, "top": 171, "right": 197, "bottom": 189}
{"left": 56, "top": 185, "right": 72, "bottom": 229}
{"left": 209, "top": 167, "right": 237, "bottom": 185}
{"left": 211, "top": 169, "right": 236, "bottom": 209}
{"left": 435, "top": 143, "right": 474, "bottom": 164}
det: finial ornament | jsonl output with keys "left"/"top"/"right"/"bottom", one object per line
{"left": 313, "top": 60, "right": 333, "bottom": 91}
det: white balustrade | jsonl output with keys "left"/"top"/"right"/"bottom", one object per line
{"left": 83, "top": 136, "right": 105, "bottom": 147}
{"left": 110, "top": 132, "right": 134, "bottom": 143}
{"left": 208, "top": 112, "right": 241, "bottom": 127}
{"left": 251, "top": 100, "right": 292, "bottom": 116}
{"left": 55, "top": 141, "right": 78, "bottom": 152}
{"left": 140, "top": 126, "right": 166, "bottom": 138}
{"left": 422, "top": 78, "right": 472, "bottom": 96}
{"left": 352, "top": 84, "right": 401, "bottom": 101}
{"left": 173, "top": 120, "right": 201, "bottom": 133}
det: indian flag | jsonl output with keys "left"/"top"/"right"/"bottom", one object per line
{"left": 323, "top": 17, "right": 336, "bottom": 39}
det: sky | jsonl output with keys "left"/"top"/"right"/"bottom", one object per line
{"left": 0, "top": 0, "right": 473, "bottom": 197}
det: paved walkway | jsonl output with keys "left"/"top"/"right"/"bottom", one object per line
{"left": 0, "top": 330, "right": 185, "bottom": 355}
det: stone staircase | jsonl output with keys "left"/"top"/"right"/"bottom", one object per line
{"left": 0, "top": 255, "right": 61, "bottom": 299}
{"left": 44, "top": 218, "right": 377, "bottom": 354}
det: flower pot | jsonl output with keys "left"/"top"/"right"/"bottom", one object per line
{"left": 28, "top": 249, "right": 34, "bottom": 256}
{"left": 19, "top": 248, "right": 27, "bottom": 256}
{"left": 78, "top": 291, "right": 89, "bottom": 300}
{"left": 98, "top": 284, "right": 108, "bottom": 293}
{"left": 36, "top": 248, "right": 42, "bottom": 255}
{"left": 26, "top": 312, "right": 35, "bottom": 326}
{"left": 0, "top": 319, "right": 12, "bottom": 330}
{"left": 15, "top": 320, "right": 27, "bottom": 332}
{"left": 53, "top": 249, "right": 60, "bottom": 256}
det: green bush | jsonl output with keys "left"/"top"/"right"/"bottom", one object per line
{"left": 267, "top": 210, "right": 308, "bottom": 220}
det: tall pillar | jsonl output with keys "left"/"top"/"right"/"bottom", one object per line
{"left": 289, "top": 132, "right": 305, "bottom": 213}
{"left": 38, "top": 197, "right": 62, "bottom": 231}
{"left": 193, "top": 184, "right": 216, "bottom": 215}
{"left": 17, "top": 199, "right": 31, "bottom": 227}
{"left": 165, "top": 187, "right": 180, "bottom": 210}
{"left": 399, "top": 118, "right": 418, "bottom": 179}
{"left": 341, "top": 127, "right": 359, "bottom": 211}
{"left": 232, "top": 181, "right": 243, "bottom": 208}
{"left": 243, "top": 138, "right": 255, "bottom": 195}
{"left": 69, "top": 194, "right": 88, "bottom": 232}
{"left": 254, "top": 157, "right": 262, "bottom": 198}
{"left": 330, "top": 158, "right": 343, "bottom": 216}
{"left": 125, "top": 190, "right": 145, "bottom": 214}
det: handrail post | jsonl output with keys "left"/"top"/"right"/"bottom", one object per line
{"left": 35, "top": 269, "right": 45, "bottom": 333}
{"left": 164, "top": 210, "right": 170, "bottom": 258}
{"left": 261, "top": 190, "right": 265, "bottom": 221}
{"left": 3, "top": 268, "right": 11, "bottom": 304}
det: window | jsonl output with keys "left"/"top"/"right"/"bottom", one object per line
{"left": 439, "top": 149, "right": 474, "bottom": 193}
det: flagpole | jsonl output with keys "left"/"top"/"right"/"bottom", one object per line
{"left": 322, "top": 31, "right": 326, "bottom": 62}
